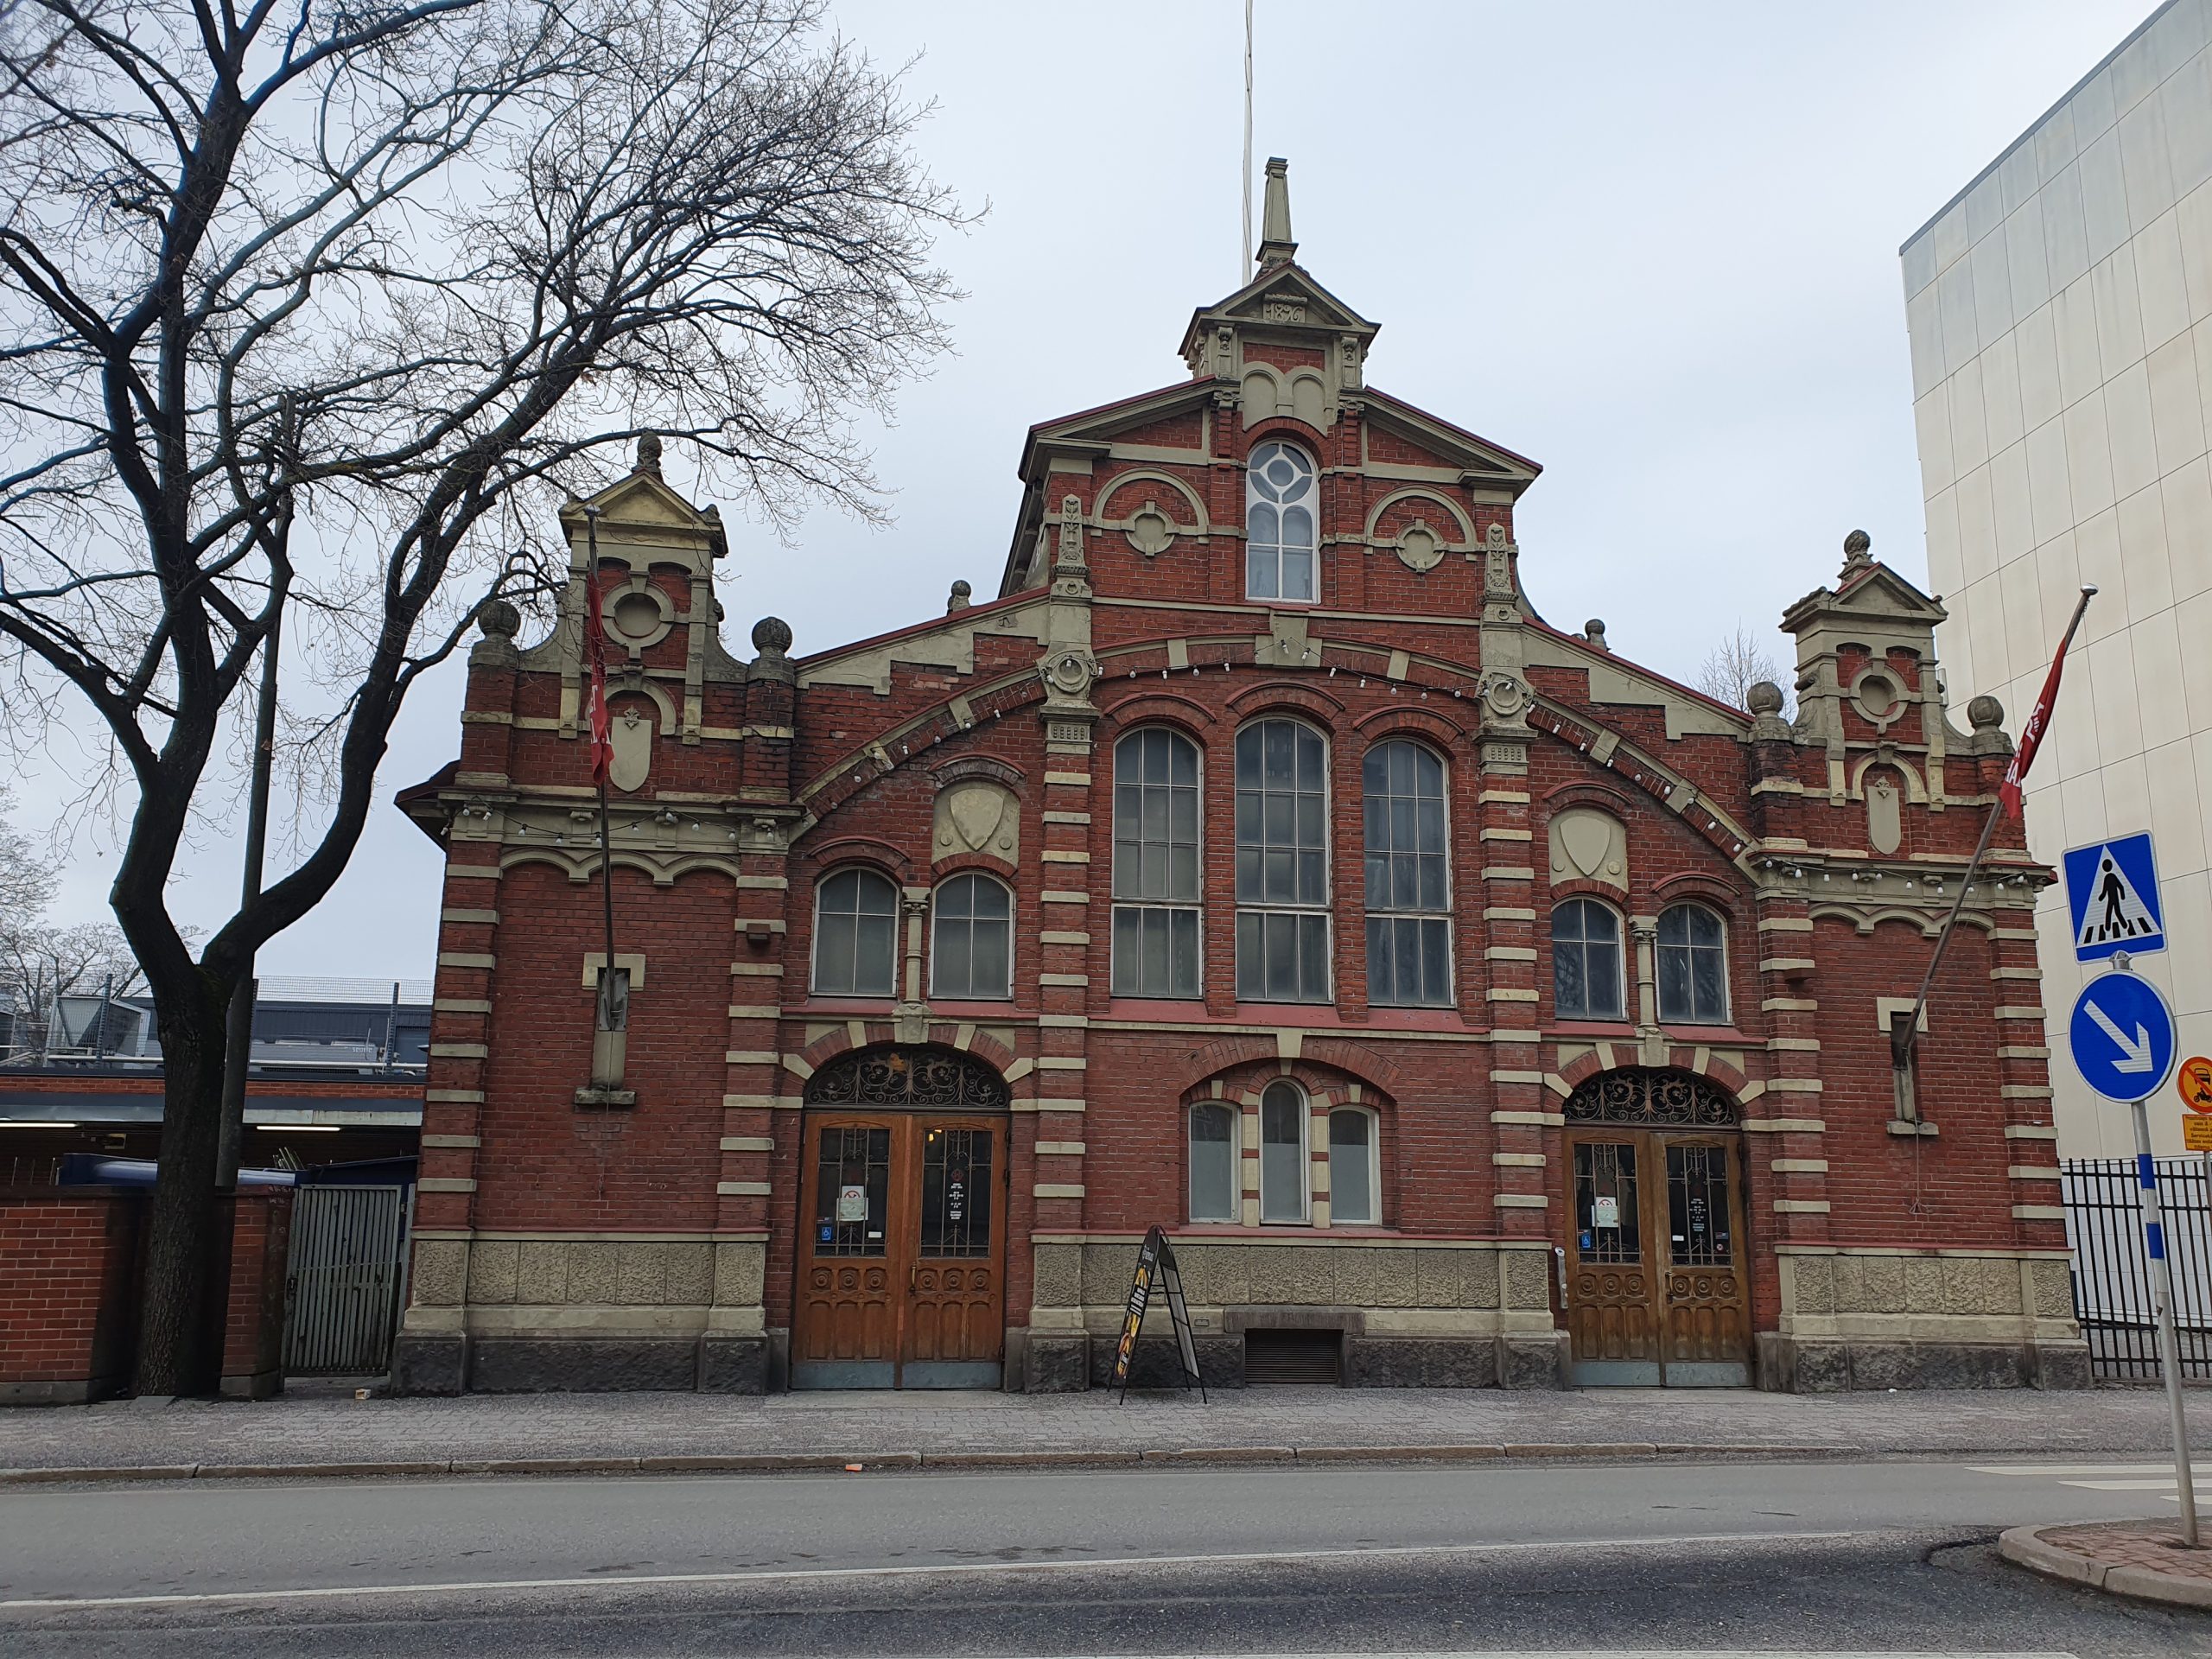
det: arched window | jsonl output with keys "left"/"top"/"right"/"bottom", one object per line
{"left": 1328, "top": 1108, "right": 1377, "bottom": 1224}
{"left": 1189, "top": 1102, "right": 1237, "bottom": 1223}
{"left": 1656, "top": 903, "right": 1728, "bottom": 1024}
{"left": 813, "top": 868, "right": 899, "bottom": 997}
{"left": 1111, "top": 728, "right": 1201, "bottom": 997}
{"left": 931, "top": 873, "right": 1013, "bottom": 1000}
{"left": 1259, "top": 1080, "right": 1308, "bottom": 1223}
{"left": 1236, "top": 719, "right": 1331, "bottom": 1002}
{"left": 1363, "top": 740, "right": 1451, "bottom": 1006}
{"left": 1246, "top": 440, "right": 1317, "bottom": 601}
{"left": 1551, "top": 898, "right": 1624, "bottom": 1020}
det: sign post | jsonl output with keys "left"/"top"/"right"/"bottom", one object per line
{"left": 2065, "top": 830, "right": 2195, "bottom": 1545}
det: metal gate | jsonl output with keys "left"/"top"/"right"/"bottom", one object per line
{"left": 283, "top": 1184, "right": 413, "bottom": 1376}
{"left": 2063, "top": 1158, "right": 2212, "bottom": 1379}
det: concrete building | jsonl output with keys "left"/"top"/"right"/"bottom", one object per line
{"left": 388, "top": 163, "right": 2081, "bottom": 1398}
{"left": 1903, "top": 0, "right": 2212, "bottom": 1157}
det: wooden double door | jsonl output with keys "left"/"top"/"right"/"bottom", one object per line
{"left": 1563, "top": 1128, "right": 1751, "bottom": 1387}
{"left": 792, "top": 1113, "right": 1007, "bottom": 1389}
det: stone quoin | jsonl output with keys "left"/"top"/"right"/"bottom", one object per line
{"left": 391, "top": 162, "right": 2084, "bottom": 1395}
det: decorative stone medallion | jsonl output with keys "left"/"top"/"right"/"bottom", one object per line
{"left": 1127, "top": 500, "right": 1174, "bottom": 556}
{"left": 934, "top": 779, "right": 1019, "bottom": 861}
{"left": 1395, "top": 519, "right": 1444, "bottom": 573}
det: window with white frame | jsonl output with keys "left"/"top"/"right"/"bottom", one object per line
{"left": 1188, "top": 1102, "right": 1238, "bottom": 1222}
{"left": 1236, "top": 719, "right": 1331, "bottom": 1002}
{"left": 1327, "top": 1108, "right": 1377, "bottom": 1224}
{"left": 813, "top": 868, "right": 899, "bottom": 997}
{"left": 1246, "top": 441, "right": 1317, "bottom": 601}
{"left": 1551, "top": 897, "right": 1624, "bottom": 1020}
{"left": 1259, "top": 1080, "right": 1308, "bottom": 1223}
{"left": 1363, "top": 740, "right": 1451, "bottom": 1006}
{"left": 1656, "top": 903, "right": 1728, "bottom": 1024}
{"left": 931, "top": 873, "right": 1013, "bottom": 1000}
{"left": 1111, "top": 728, "right": 1202, "bottom": 997}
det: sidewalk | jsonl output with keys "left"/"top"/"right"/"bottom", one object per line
{"left": 2002, "top": 1519, "right": 2212, "bottom": 1609}
{"left": 7, "top": 1383, "right": 2212, "bottom": 1482}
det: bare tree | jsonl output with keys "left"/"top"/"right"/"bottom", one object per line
{"left": 0, "top": 788, "right": 151, "bottom": 1056}
{"left": 1696, "top": 624, "right": 1789, "bottom": 715}
{"left": 0, "top": 0, "right": 963, "bottom": 1391}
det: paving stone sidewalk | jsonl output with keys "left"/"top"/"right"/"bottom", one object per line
{"left": 2002, "top": 1518, "right": 2212, "bottom": 1609}
{"left": 5, "top": 1384, "right": 2212, "bottom": 1476}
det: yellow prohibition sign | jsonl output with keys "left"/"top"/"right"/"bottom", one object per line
{"left": 2177, "top": 1055, "right": 2212, "bottom": 1115}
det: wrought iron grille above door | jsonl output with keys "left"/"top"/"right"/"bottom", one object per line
{"left": 1564, "top": 1068, "right": 1738, "bottom": 1128}
{"left": 805, "top": 1046, "right": 1009, "bottom": 1111}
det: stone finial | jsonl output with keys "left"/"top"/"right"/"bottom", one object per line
{"left": 1257, "top": 156, "right": 1297, "bottom": 269}
{"left": 1746, "top": 679, "right": 1785, "bottom": 716}
{"left": 477, "top": 598, "right": 520, "bottom": 641}
{"left": 947, "top": 579, "right": 972, "bottom": 613}
{"left": 1583, "top": 619, "right": 1609, "bottom": 652}
{"left": 1746, "top": 678, "right": 1794, "bottom": 742}
{"left": 750, "top": 614, "right": 792, "bottom": 658}
{"left": 1967, "top": 694, "right": 2004, "bottom": 732}
{"left": 1840, "top": 527, "right": 1873, "bottom": 579}
{"left": 634, "top": 433, "right": 663, "bottom": 479}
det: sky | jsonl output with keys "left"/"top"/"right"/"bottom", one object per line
{"left": 15, "top": 0, "right": 2161, "bottom": 982}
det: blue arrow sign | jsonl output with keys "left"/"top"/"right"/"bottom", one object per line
{"left": 2068, "top": 970, "right": 2177, "bottom": 1103}
{"left": 2063, "top": 832, "right": 2165, "bottom": 963}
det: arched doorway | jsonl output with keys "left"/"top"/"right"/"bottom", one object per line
{"left": 792, "top": 1046, "right": 1010, "bottom": 1389}
{"left": 1560, "top": 1068, "right": 1751, "bottom": 1387}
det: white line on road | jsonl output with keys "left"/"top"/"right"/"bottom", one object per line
{"left": 1967, "top": 1464, "right": 2190, "bottom": 1476}
{"left": 0, "top": 1528, "right": 1872, "bottom": 1614}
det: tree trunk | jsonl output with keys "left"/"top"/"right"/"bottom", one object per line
{"left": 131, "top": 981, "right": 229, "bottom": 1396}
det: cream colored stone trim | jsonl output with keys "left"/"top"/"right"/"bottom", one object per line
{"left": 1997, "top": 1046, "right": 2052, "bottom": 1060}
{"left": 1002, "top": 1058, "right": 1034, "bottom": 1083}
{"left": 1040, "top": 931, "right": 1091, "bottom": 945}
{"left": 1484, "top": 946, "right": 1537, "bottom": 961}
{"left": 1489, "top": 1069, "right": 1545, "bottom": 1084}
{"left": 442, "top": 908, "right": 499, "bottom": 925}
{"left": 437, "top": 951, "right": 496, "bottom": 969}
{"left": 460, "top": 709, "right": 515, "bottom": 726}
{"left": 727, "top": 1049, "right": 780, "bottom": 1065}
{"left": 1990, "top": 965, "right": 2044, "bottom": 980}
{"left": 734, "top": 874, "right": 789, "bottom": 891}
{"left": 1033, "top": 1183, "right": 1086, "bottom": 1198}
{"left": 1036, "top": 1141, "right": 1087, "bottom": 1156}
{"left": 1758, "top": 957, "right": 1815, "bottom": 974}
{"left": 730, "top": 963, "right": 785, "bottom": 976}
{"left": 1993, "top": 1006, "right": 2048, "bottom": 1020}
{"left": 729, "top": 918, "right": 787, "bottom": 934}
{"left": 716, "top": 1181, "right": 772, "bottom": 1197}
{"left": 1494, "top": 1193, "right": 1548, "bottom": 1208}
{"left": 1488, "top": 988, "right": 1540, "bottom": 1001}
{"left": 1483, "top": 906, "right": 1536, "bottom": 921}
{"left": 1042, "top": 810, "right": 1092, "bottom": 825}
{"left": 1042, "top": 890, "right": 1090, "bottom": 905}
{"left": 1773, "top": 1198, "right": 1831, "bottom": 1213}
{"left": 1275, "top": 1029, "right": 1303, "bottom": 1060}
{"left": 1767, "top": 1037, "right": 1821, "bottom": 1052}
{"left": 1761, "top": 997, "right": 1818, "bottom": 1012}
{"left": 2004, "top": 1124, "right": 2061, "bottom": 1140}
{"left": 1993, "top": 927, "right": 2040, "bottom": 940}
{"left": 1039, "top": 973, "right": 1090, "bottom": 986}
{"left": 721, "top": 1093, "right": 778, "bottom": 1110}
{"left": 2012, "top": 1205, "right": 2067, "bottom": 1220}
{"left": 1764, "top": 1077, "right": 1824, "bottom": 1092}
{"left": 1491, "top": 1109, "right": 1566, "bottom": 1126}
{"left": 1493, "top": 1152, "right": 1547, "bottom": 1166}
{"left": 1036, "top": 1098, "right": 1086, "bottom": 1113}
{"left": 580, "top": 951, "right": 646, "bottom": 988}
{"left": 720, "top": 1136, "right": 775, "bottom": 1152}
{"left": 421, "top": 1134, "right": 481, "bottom": 1149}
{"left": 1757, "top": 917, "right": 1815, "bottom": 932}
{"left": 429, "top": 1042, "right": 488, "bottom": 1059}
{"left": 419, "top": 1177, "right": 478, "bottom": 1193}
{"left": 434, "top": 999, "right": 493, "bottom": 1014}
{"left": 1770, "top": 1158, "right": 1829, "bottom": 1173}
{"left": 1036, "top": 1056, "right": 1087, "bottom": 1070}
{"left": 780, "top": 1054, "right": 815, "bottom": 1078}
{"left": 1038, "top": 1014, "right": 1090, "bottom": 1028}
{"left": 1483, "top": 865, "right": 1537, "bottom": 881}
{"left": 426, "top": 1089, "right": 485, "bottom": 1103}
{"left": 1743, "top": 1117, "right": 1826, "bottom": 1133}
{"left": 727, "top": 1003, "right": 779, "bottom": 1019}
{"left": 2007, "top": 1165, "right": 2062, "bottom": 1179}
{"left": 1478, "top": 827, "right": 1535, "bottom": 842}
{"left": 1478, "top": 789, "right": 1531, "bottom": 804}
{"left": 447, "top": 865, "right": 502, "bottom": 880}
{"left": 1044, "top": 772, "right": 1092, "bottom": 786}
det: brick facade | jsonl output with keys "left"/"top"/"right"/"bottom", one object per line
{"left": 391, "top": 172, "right": 2084, "bottom": 1395}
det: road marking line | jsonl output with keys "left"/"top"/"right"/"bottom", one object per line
{"left": 0, "top": 1528, "right": 1870, "bottom": 1613}
{"left": 1967, "top": 1463, "right": 2188, "bottom": 1476}
{"left": 2057, "top": 1478, "right": 2202, "bottom": 1491}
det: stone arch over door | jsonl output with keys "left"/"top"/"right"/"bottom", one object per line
{"left": 793, "top": 1044, "right": 1011, "bottom": 1390}
{"left": 1560, "top": 1067, "right": 1752, "bottom": 1388}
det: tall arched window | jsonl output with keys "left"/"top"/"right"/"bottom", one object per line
{"left": 1363, "top": 740, "right": 1451, "bottom": 1006}
{"left": 1551, "top": 897, "right": 1624, "bottom": 1020}
{"left": 1111, "top": 728, "right": 1202, "bottom": 997}
{"left": 1189, "top": 1102, "right": 1237, "bottom": 1222}
{"left": 1328, "top": 1108, "right": 1377, "bottom": 1224}
{"left": 1246, "top": 440, "right": 1317, "bottom": 601}
{"left": 813, "top": 868, "right": 899, "bottom": 997}
{"left": 931, "top": 873, "right": 1013, "bottom": 1000}
{"left": 1656, "top": 903, "right": 1728, "bottom": 1024}
{"left": 1259, "top": 1080, "right": 1308, "bottom": 1223}
{"left": 1236, "top": 718, "right": 1330, "bottom": 1002}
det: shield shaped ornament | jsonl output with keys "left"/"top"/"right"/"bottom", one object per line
{"left": 947, "top": 784, "right": 1007, "bottom": 852}
{"left": 1560, "top": 811, "right": 1614, "bottom": 880}
{"left": 608, "top": 706, "right": 652, "bottom": 792}
{"left": 1866, "top": 774, "right": 1902, "bottom": 855}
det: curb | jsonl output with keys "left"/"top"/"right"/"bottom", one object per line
{"left": 1999, "top": 1523, "right": 2212, "bottom": 1610}
{"left": 0, "top": 1440, "right": 1862, "bottom": 1485}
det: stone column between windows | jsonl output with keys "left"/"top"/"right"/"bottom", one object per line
{"left": 715, "top": 843, "right": 788, "bottom": 1324}
{"left": 1478, "top": 767, "right": 1550, "bottom": 1241}
{"left": 1749, "top": 889, "right": 1829, "bottom": 1245}
{"left": 1032, "top": 754, "right": 1093, "bottom": 1237}
{"left": 1990, "top": 913, "right": 2065, "bottom": 1252}
{"left": 417, "top": 839, "right": 501, "bottom": 1235}
{"left": 1238, "top": 1090, "right": 1262, "bottom": 1227}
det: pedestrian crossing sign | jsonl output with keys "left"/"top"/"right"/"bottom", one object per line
{"left": 2063, "top": 831, "right": 2165, "bottom": 963}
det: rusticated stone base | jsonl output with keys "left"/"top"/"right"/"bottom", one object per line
{"left": 1497, "top": 1332, "right": 1568, "bottom": 1390}
{"left": 1086, "top": 1334, "right": 1243, "bottom": 1389}
{"left": 390, "top": 1332, "right": 467, "bottom": 1395}
{"left": 1757, "top": 1334, "right": 2094, "bottom": 1392}
{"left": 1343, "top": 1337, "right": 1497, "bottom": 1388}
{"left": 467, "top": 1338, "right": 702, "bottom": 1394}
{"left": 219, "top": 1365, "right": 283, "bottom": 1401}
{"left": 1023, "top": 1333, "right": 1090, "bottom": 1392}
{"left": 699, "top": 1336, "right": 768, "bottom": 1395}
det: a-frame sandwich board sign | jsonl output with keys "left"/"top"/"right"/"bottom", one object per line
{"left": 1109, "top": 1225, "right": 1206, "bottom": 1402}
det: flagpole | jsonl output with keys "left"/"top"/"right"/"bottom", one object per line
{"left": 1892, "top": 584, "right": 2095, "bottom": 1074}
{"left": 1242, "top": 0, "right": 1254, "bottom": 280}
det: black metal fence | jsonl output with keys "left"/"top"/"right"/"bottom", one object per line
{"left": 2063, "top": 1157, "right": 2212, "bottom": 1379}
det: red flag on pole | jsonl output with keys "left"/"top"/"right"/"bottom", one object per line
{"left": 583, "top": 536, "right": 613, "bottom": 790}
{"left": 1999, "top": 587, "right": 2094, "bottom": 818}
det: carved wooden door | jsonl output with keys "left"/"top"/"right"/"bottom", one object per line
{"left": 792, "top": 1113, "right": 1006, "bottom": 1389}
{"left": 1565, "top": 1133, "right": 1662, "bottom": 1385}
{"left": 1656, "top": 1136, "right": 1751, "bottom": 1385}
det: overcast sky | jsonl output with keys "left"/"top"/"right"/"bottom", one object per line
{"left": 17, "top": 0, "right": 2158, "bottom": 982}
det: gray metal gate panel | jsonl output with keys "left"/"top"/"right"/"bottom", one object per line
{"left": 2063, "top": 1157, "right": 2212, "bottom": 1380}
{"left": 283, "top": 1185, "right": 411, "bottom": 1376}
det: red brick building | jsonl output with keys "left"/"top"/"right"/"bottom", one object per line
{"left": 392, "top": 164, "right": 2085, "bottom": 1395}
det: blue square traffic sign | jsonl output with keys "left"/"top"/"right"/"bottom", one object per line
{"left": 2063, "top": 832, "right": 2165, "bottom": 963}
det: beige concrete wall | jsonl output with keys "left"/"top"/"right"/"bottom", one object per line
{"left": 1904, "top": 0, "right": 2212, "bottom": 1155}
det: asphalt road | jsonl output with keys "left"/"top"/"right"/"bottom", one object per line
{"left": 4, "top": 1458, "right": 2211, "bottom": 1656}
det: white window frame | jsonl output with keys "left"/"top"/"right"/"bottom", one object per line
{"left": 1258, "top": 1079, "right": 1311, "bottom": 1224}
{"left": 1325, "top": 1105, "right": 1381, "bottom": 1226}
{"left": 810, "top": 866, "right": 900, "bottom": 998}
{"left": 1362, "top": 738, "right": 1452, "bottom": 1007}
{"left": 929, "top": 871, "right": 1014, "bottom": 1001}
{"left": 1234, "top": 717, "right": 1333, "bottom": 1004}
{"left": 1245, "top": 440, "right": 1319, "bottom": 602}
{"left": 1656, "top": 902, "right": 1730, "bottom": 1026}
{"left": 1110, "top": 728, "right": 1205, "bottom": 999}
{"left": 1550, "top": 896, "right": 1627, "bottom": 1021}
{"left": 1188, "top": 1101, "right": 1240, "bottom": 1223}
